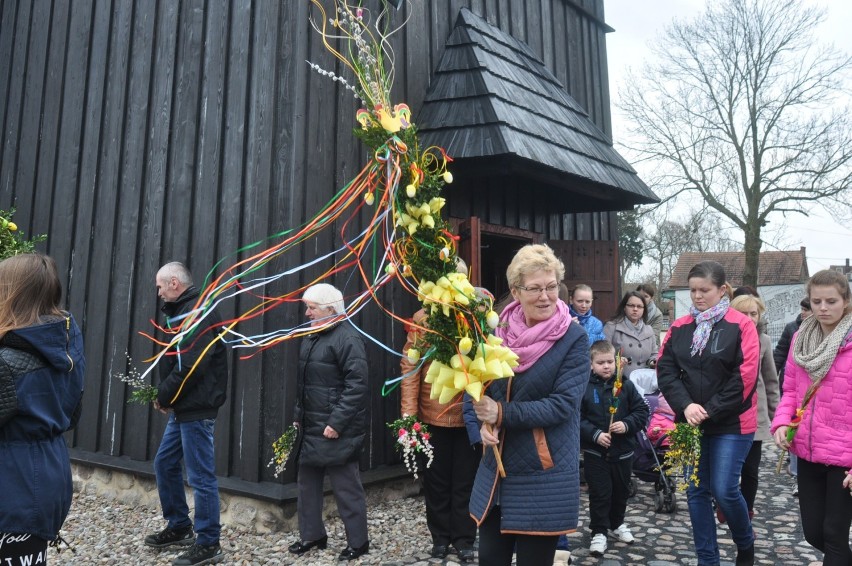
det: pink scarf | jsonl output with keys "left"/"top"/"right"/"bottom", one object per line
{"left": 497, "top": 299, "right": 571, "bottom": 373}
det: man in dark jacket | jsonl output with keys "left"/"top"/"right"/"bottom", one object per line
{"left": 773, "top": 297, "right": 811, "bottom": 387}
{"left": 144, "top": 262, "right": 228, "bottom": 566}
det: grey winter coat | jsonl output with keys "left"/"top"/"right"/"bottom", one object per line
{"left": 603, "top": 318, "right": 658, "bottom": 379}
{"left": 295, "top": 321, "right": 368, "bottom": 467}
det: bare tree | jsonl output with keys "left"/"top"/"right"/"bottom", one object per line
{"left": 618, "top": 0, "right": 852, "bottom": 286}
{"left": 640, "top": 207, "right": 741, "bottom": 292}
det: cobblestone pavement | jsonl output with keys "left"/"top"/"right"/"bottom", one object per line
{"left": 55, "top": 444, "right": 833, "bottom": 565}
{"left": 387, "top": 444, "right": 828, "bottom": 566}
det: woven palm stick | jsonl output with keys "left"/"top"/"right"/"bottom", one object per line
{"left": 488, "top": 424, "right": 506, "bottom": 478}
{"left": 775, "top": 448, "right": 788, "bottom": 474}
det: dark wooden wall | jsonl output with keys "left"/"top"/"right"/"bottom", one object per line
{"left": 0, "top": 0, "right": 616, "bottom": 490}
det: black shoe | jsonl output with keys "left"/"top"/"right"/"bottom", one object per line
{"left": 172, "top": 543, "right": 224, "bottom": 566}
{"left": 735, "top": 543, "right": 754, "bottom": 566}
{"left": 338, "top": 540, "right": 369, "bottom": 561}
{"left": 456, "top": 547, "right": 475, "bottom": 563}
{"left": 288, "top": 535, "right": 328, "bottom": 555}
{"left": 144, "top": 525, "right": 195, "bottom": 549}
{"left": 430, "top": 544, "right": 449, "bottom": 558}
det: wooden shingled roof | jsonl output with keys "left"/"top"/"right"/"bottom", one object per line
{"left": 418, "top": 8, "right": 658, "bottom": 210}
{"left": 668, "top": 248, "right": 809, "bottom": 289}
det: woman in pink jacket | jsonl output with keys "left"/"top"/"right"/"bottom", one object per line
{"left": 772, "top": 269, "right": 852, "bottom": 565}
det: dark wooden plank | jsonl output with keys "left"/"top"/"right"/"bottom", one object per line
{"left": 136, "top": 0, "right": 180, "bottom": 459}
{"left": 69, "top": 0, "right": 114, "bottom": 453}
{"left": 486, "top": 181, "right": 504, "bottom": 224}
{"left": 190, "top": 0, "right": 227, "bottom": 275}
{"left": 594, "top": 23, "right": 612, "bottom": 135}
{"left": 429, "top": 0, "right": 451, "bottom": 77}
{"left": 32, "top": 1, "right": 70, "bottom": 242}
{"left": 0, "top": 0, "right": 20, "bottom": 207}
{"left": 503, "top": 180, "right": 518, "bottom": 227}
{"left": 404, "top": 0, "right": 430, "bottom": 108}
{"left": 551, "top": 0, "right": 567, "bottom": 88}
{"left": 524, "top": 0, "right": 542, "bottom": 59}
{"left": 49, "top": 0, "right": 93, "bottom": 295}
{"left": 117, "top": 0, "right": 158, "bottom": 462}
{"left": 509, "top": 0, "right": 525, "bottom": 42}
{"left": 258, "top": 0, "right": 306, "bottom": 482}
{"left": 13, "top": 0, "right": 51, "bottom": 229}
{"left": 186, "top": 0, "right": 232, "bottom": 470}
{"left": 162, "top": 0, "right": 204, "bottom": 262}
{"left": 88, "top": 0, "right": 134, "bottom": 456}
{"left": 564, "top": 2, "right": 583, "bottom": 105}
{"left": 540, "top": 0, "right": 554, "bottom": 71}
{"left": 215, "top": 0, "right": 251, "bottom": 475}
{"left": 0, "top": 0, "right": 32, "bottom": 209}
{"left": 236, "top": 0, "right": 280, "bottom": 482}
{"left": 497, "top": 0, "right": 511, "bottom": 32}
{"left": 483, "top": 0, "right": 499, "bottom": 26}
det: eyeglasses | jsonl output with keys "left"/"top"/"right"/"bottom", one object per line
{"left": 626, "top": 303, "right": 645, "bottom": 309}
{"left": 516, "top": 283, "right": 559, "bottom": 296}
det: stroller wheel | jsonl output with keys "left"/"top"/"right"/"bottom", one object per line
{"left": 653, "top": 491, "right": 664, "bottom": 512}
{"left": 663, "top": 492, "right": 678, "bottom": 513}
{"left": 628, "top": 477, "right": 638, "bottom": 498}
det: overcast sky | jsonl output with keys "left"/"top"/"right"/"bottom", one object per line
{"left": 603, "top": 0, "right": 852, "bottom": 273}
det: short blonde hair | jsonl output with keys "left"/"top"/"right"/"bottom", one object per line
{"left": 506, "top": 244, "right": 565, "bottom": 289}
{"left": 730, "top": 294, "right": 765, "bottom": 318}
{"left": 302, "top": 283, "right": 345, "bottom": 314}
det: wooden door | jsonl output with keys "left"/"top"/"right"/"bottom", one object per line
{"left": 456, "top": 217, "right": 481, "bottom": 286}
{"left": 548, "top": 240, "right": 620, "bottom": 321}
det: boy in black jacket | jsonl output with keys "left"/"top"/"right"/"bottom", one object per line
{"left": 580, "top": 341, "right": 649, "bottom": 557}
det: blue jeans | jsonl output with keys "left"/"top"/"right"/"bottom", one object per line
{"left": 154, "top": 415, "right": 221, "bottom": 546}
{"left": 686, "top": 433, "right": 754, "bottom": 565}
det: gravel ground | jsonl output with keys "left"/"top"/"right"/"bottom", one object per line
{"left": 55, "top": 491, "right": 445, "bottom": 566}
{"left": 50, "top": 445, "right": 825, "bottom": 565}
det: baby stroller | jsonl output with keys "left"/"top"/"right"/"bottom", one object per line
{"left": 629, "top": 370, "right": 678, "bottom": 513}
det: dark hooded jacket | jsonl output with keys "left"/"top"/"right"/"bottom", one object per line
{"left": 580, "top": 371, "right": 649, "bottom": 460}
{"left": 157, "top": 287, "right": 229, "bottom": 422}
{"left": 0, "top": 315, "right": 85, "bottom": 540}
{"left": 294, "top": 321, "right": 368, "bottom": 468}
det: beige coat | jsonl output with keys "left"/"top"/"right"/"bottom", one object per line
{"left": 755, "top": 333, "right": 780, "bottom": 442}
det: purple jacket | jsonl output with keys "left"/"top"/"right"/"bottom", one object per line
{"left": 771, "top": 331, "right": 852, "bottom": 469}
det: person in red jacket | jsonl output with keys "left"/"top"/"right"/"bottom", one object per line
{"left": 772, "top": 269, "right": 852, "bottom": 565}
{"left": 656, "top": 261, "right": 760, "bottom": 566}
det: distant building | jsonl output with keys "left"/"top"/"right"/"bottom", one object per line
{"left": 667, "top": 248, "right": 809, "bottom": 345}
{"left": 829, "top": 259, "right": 852, "bottom": 279}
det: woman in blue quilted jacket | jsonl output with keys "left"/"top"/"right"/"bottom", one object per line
{"left": 470, "top": 244, "right": 589, "bottom": 566}
{"left": 0, "top": 254, "right": 85, "bottom": 564}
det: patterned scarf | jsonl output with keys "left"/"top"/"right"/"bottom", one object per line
{"left": 688, "top": 295, "right": 730, "bottom": 356}
{"left": 793, "top": 311, "right": 852, "bottom": 383}
{"left": 497, "top": 299, "right": 571, "bottom": 373}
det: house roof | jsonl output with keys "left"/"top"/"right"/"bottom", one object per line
{"left": 417, "top": 8, "right": 658, "bottom": 211}
{"left": 668, "top": 248, "right": 809, "bottom": 289}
